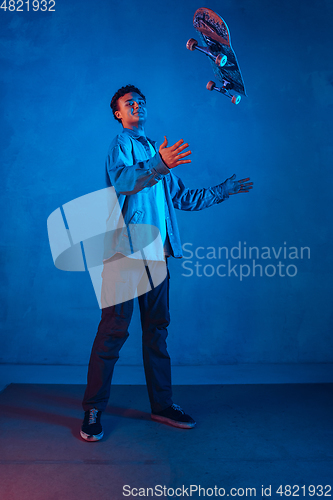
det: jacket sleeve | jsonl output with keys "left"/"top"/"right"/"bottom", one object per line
{"left": 106, "top": 139, "right": 170, "bottom": 195}
{"left": 168, "top": 171, "right": 230, "bottom": 211}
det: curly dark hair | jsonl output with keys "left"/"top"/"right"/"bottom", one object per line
{"left": 110, "top": 84, "right": 146, "bottom": 123}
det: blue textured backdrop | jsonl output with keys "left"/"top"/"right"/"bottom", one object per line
{"left": 1, "top": 0, "right": 332, "bottom": 367}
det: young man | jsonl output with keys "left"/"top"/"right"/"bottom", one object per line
{"left": 80, "top": 84, "right": 253, "bottom": 441}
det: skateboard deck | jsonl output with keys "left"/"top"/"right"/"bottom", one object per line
{"left": 187, "top": 7, "right": 246, "bottom": 104}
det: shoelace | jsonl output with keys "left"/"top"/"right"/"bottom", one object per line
{"left": 171, "top": 404, "right": 184, "bottom": 414}
{"left": 89, "top": 408, "right": 99, "bottom": 425}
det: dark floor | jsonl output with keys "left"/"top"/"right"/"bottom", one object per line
{"left": 0, "top": 383, "right": 332, "bottom": 499}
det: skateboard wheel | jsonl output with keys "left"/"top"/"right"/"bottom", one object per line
{"left": 206, "top": 81, "right": 216, "bottom": 91}
{"left": 186, "top": 38, "right": 198, "bottom": 51}
{"left": 215, "top": 54, "right": 227, "bottom": 67}
{"left": 231, "top": 95, "right": 241, "bottom": 105}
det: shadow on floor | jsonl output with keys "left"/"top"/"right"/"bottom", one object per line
{"left": 0, "top": 383, "right": 332, "bottom": 499}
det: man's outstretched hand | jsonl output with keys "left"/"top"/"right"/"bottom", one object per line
{"left": 159, "top": 137, "right": 192, "bottom": 170}
{"left": 224, "top": 174, "right": 253, "bottom": 195}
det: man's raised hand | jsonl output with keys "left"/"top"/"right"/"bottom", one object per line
{"left": 159, "top": 137, "right": 192, "bottom": 170}
{"left": 224, "top": 174, "right": 253, "bottom": 195}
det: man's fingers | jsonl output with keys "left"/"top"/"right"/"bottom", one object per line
{"left": 159, "top": 137, "right": 192, "bottom": 168}
{"left": 177, "top": 150, "right": 192, "bottom": 159}
{"left": 177, "top": 159, "right": 192, "bottom": 165}
{"left": 229, "top": 190, "right": 249, "bottom": 195}
{"left": 160, "top": 136, "right": 168, "bottom": 149}
{"left": 170, "top": 139, "right": 184, "bottom": 151}
{"left": 175, "top": 143, "right": 190, "bottom": 153}
{"left": 237, "top": 177, "right": 250, "bottom": 183}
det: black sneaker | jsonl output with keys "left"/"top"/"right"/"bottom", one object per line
{"left": 80, "top": 408, "right": 104, "bottom": 441}
{"left": 151, "top": 404, "right": 196, "bottom": 429}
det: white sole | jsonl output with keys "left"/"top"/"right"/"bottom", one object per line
{"left": 151, "top": 414, "right": 196, "bottom": 429}
{"left": 80, "top": 430, "right": 104, "bottom": 441}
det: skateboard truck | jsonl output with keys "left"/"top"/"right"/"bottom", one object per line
{"left": 206, "top": 80, "right": 241, "bottom": 105}
{"left": 186, "top": 38, "right": 227, "bottom": 68}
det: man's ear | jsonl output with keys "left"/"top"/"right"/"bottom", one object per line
{"left": 115, "top": 111, "right": 122, "bottom": 121}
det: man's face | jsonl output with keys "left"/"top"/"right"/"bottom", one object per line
{"left": 115, "top": 92, "right": 147, "bottom": 129}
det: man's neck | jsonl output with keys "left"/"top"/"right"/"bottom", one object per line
{"left": 123, "top": 125, "right": 146, "bottom": 137}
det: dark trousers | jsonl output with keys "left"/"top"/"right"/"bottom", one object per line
{"left": 82, "top": 258, "right": 173, "bottom": 413}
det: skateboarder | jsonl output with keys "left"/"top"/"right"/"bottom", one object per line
{"left": 80, "top": 84, "right": 253, "bottom": 441}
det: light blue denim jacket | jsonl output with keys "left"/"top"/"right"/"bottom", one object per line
{"left": 105, "top": 128, "right": 230, "bottom": 260}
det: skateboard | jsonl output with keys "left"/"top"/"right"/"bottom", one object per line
{"left": 186, "top": 7, "right": 246, "bottom": 104}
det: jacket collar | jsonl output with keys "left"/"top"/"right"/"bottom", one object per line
{"left": 121, "top": 127, "right": 156, "bottom": 150}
